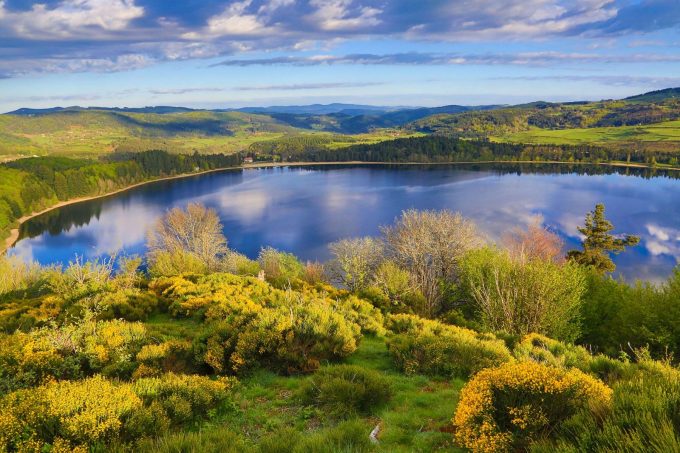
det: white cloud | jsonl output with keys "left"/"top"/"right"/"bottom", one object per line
{"left": 308, "top": 0, "right": 381, "bottom": 31}
{"left": 0, "top": 0, "right": 144, "bottom": 39}
{"left": 183, "top": 0, "right": 271, "bottom": 39}
{"left": 644, "top": 224, "right": 680, "bottom": 261}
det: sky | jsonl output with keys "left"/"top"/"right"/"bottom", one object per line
{"left": 0, "top": 0, "right": 680, "bottom": 111}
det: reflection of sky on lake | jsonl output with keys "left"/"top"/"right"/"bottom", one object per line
{"left": 10, "top": 165, "right": 680, "bottom": 282}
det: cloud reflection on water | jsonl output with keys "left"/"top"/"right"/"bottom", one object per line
{"left": 9, "top": 165, "right": 680, "bottom": 282}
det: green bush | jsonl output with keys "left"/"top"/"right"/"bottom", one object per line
{"left": 136, "top": 428, "right": 248, "bottom": 453}
{"left": 299, "top": 364, "right": 392, "bottom": 419}
{"left": 132, "top": 373, "right": 237, "bottom": 425}
{"left": 581, "top": 269, "right": 680, "bottom": 360}
{"left": 259, "top": 419, "right": 373, "bottom": 453}
{"left": 258, "top": 247, "right": 305, "bottom": 287}
{"left": 386, "top": 314, "right": 513, "bottom": 378}
{"left": 534, "top": 365, "right": 680, "bottom": 452}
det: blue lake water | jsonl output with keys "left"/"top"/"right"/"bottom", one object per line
{"left": 9, "top": 164, "right": 680, "bottom": 282}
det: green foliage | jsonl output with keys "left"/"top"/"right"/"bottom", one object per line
{"left": 459, "top": 247, "right": 586, "bottom": 341}
{"left": 299, "top": 364, "right": 392, "bottom": 419}
{"left": 386, "top": 314, "right": 513, "bottom": 378}
{"left": 258, "top": 247, "right": 305, "bottom": 287}
{"left": 150, "top": 273, "right": 377, "bottom": 374}
{"left": 535, "top": 366, "right": 680, "bottom": 453}
{"left": 580, "top": 269, "right": 680, "bottom": 359}
{"left": 567, "top": 204, "right": 640, "bottom": 273}
{"left": 259, "top": 419, "right": 374, "bottom": 453}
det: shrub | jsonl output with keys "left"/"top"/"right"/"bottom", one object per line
{"left": 514, "top": 333, "right": 593, "bottom": 369}
{"left": 327, "top": 237, "right": 385, "bottom": 292}
{"left": 581, "top": 269, "right": 680, "bottom": 360}
{"left": 259, "top": 419, "right": 373, "bottom": 453}
{"left": 132, "top": 373, "right": 237, "bottom": 425}
{"left": 332, "top": 295, "right": 386, "bottom": 336}
{"left": 258, "top": 247, "right": 304, "bottom": 287}
{"left": 0, "top": 255, "right": 44, "bottom": 295}
{"left": 299, "top": 365, "right": 392, "bottom": 418}
{"left": 0, "top": 373, "right": 237, "bottom": 451}
{"left": 386, "top": 314, "right": 512, "bottom": 378}
{"left": 453, "top": 361, "right": 612, "bottom": 452}
{"left": 96, "top": 290, "right": 159, "bottom": 322}
{"left": 203, "top": 300, "right": 360, "bottom": 374}
{"left": 147, "top": 250, "right": 209, "bottom": 277}
{"left": 0, "top": 375, "right": 142, "bottom": 450}
{"left": 0, "top": 315, "right": 150, "bottom": 391}
{"left": 151, "top": 273, "right": 374, "bottom": 374}
{"left": 134, "top": 340, "right": 195, "bottom": 377}
{"left": 534, "top": 363, "right": 680, "bottom": 452}
{"left": 459, "top": 247, "right": 586, "bottom": 341}
{"left": 222, "top": 250, "right": 261, "bottom": 276}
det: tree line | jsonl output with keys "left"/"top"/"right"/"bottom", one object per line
{"left": 0, "top": 150, "right": 241, "bottom": 239}
{"left": 251, "top": 135, "right": 680, "bottom": 166}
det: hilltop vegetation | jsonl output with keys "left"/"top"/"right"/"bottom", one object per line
{"left": 1, "top": 203, "right": 680, "bottom": 452}
{"left": 4, "top": 88, "right": 680, "bottom": 162}
{"left": 401, "top": 88, "right": 680, "bottom": 154}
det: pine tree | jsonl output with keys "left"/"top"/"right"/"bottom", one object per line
{"left": 567, "top": 203, "right": 640, "bottom": 273}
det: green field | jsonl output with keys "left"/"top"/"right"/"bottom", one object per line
{"left": 499, "top": 120, "right": 680, "bottom": 145}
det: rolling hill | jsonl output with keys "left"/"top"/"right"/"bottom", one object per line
{"left": 2, "top": 88, "right": 680, "bottom": 161}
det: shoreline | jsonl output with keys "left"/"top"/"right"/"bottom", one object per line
{"left": 3, "top": 159, "right": 679, "bottom": 254}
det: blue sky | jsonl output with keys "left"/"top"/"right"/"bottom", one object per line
{"left": 1, "top": 0, "right": 679, "bottom": 111}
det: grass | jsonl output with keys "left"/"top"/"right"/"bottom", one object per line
{"left": 0, "top": 111, "right": 417, "bottom": 160}
{"left": 498, "top": 119, "right": 680, "bottom": 145}
{"left": 138, "top": 335, "right": 464, "bottom": 452}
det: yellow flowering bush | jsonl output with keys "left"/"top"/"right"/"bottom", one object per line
{"left": 134, "top": 339, "right": 195, "bottom": 377}
{"left": 0, "top": 373, "right": 237, "bottom": 450}
{"left": 0, "top": 375, "right": 142, "bottom": 450}
{"left": 386, "top": 314, "right": 513, "bottom": 378}
{"left": 150, "top": 273, "right": 383, "bottom": 374}
{"left": 453, "top": 361, "right": 613, "bottom": 452}
{"left": 132, "top": 373, "right": 237, "bottom": 424}
{"left": 0, "top": 316, "right": 151, "bottom": 392}
{"left": 204, "top": 300, "right": 360, "bottom": 374}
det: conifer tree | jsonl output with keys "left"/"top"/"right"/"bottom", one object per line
{"left": 567, "top": 203, "right": 639, "bottom": 273}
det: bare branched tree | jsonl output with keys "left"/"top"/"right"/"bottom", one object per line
{"left": 147, "top": 203, "right": 228, "bottom": 273}
{"left": 382, "top": 209, "right": 483, "bottom": 317}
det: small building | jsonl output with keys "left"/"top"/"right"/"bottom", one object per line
{"left": 244, "top": 156, "right": 254, "bottom": 164}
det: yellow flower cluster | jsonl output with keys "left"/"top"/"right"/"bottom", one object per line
{"left": 150, "top": 273, "right": 384, "bottom": 374}
{"left": 0, "top": 373, "right": 238, "bottom": 451}
{"left": 0, "top": 375, "right": 141, "bottom": 451}
{"left": 386, "top": 314, "right": 513, "bottom": 378}
{"left": 453, "top": 361, "right": 613, "bottom": 453}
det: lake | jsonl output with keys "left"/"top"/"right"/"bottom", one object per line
{"left": 9, "top": 163, "right": 680, "bottom": 282}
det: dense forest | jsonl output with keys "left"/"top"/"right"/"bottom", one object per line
{"left": 1, "top": 203, "right": 679, "bottom": 452}
{"left": 0, "top": 151, "right": 241, "bottom": 240}
{"left": 252, "top": 135, "right": 677, "bottom": 166}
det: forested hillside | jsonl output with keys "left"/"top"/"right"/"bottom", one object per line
{"left": 0, "top": 151, "right": 241, "bottom": 241}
